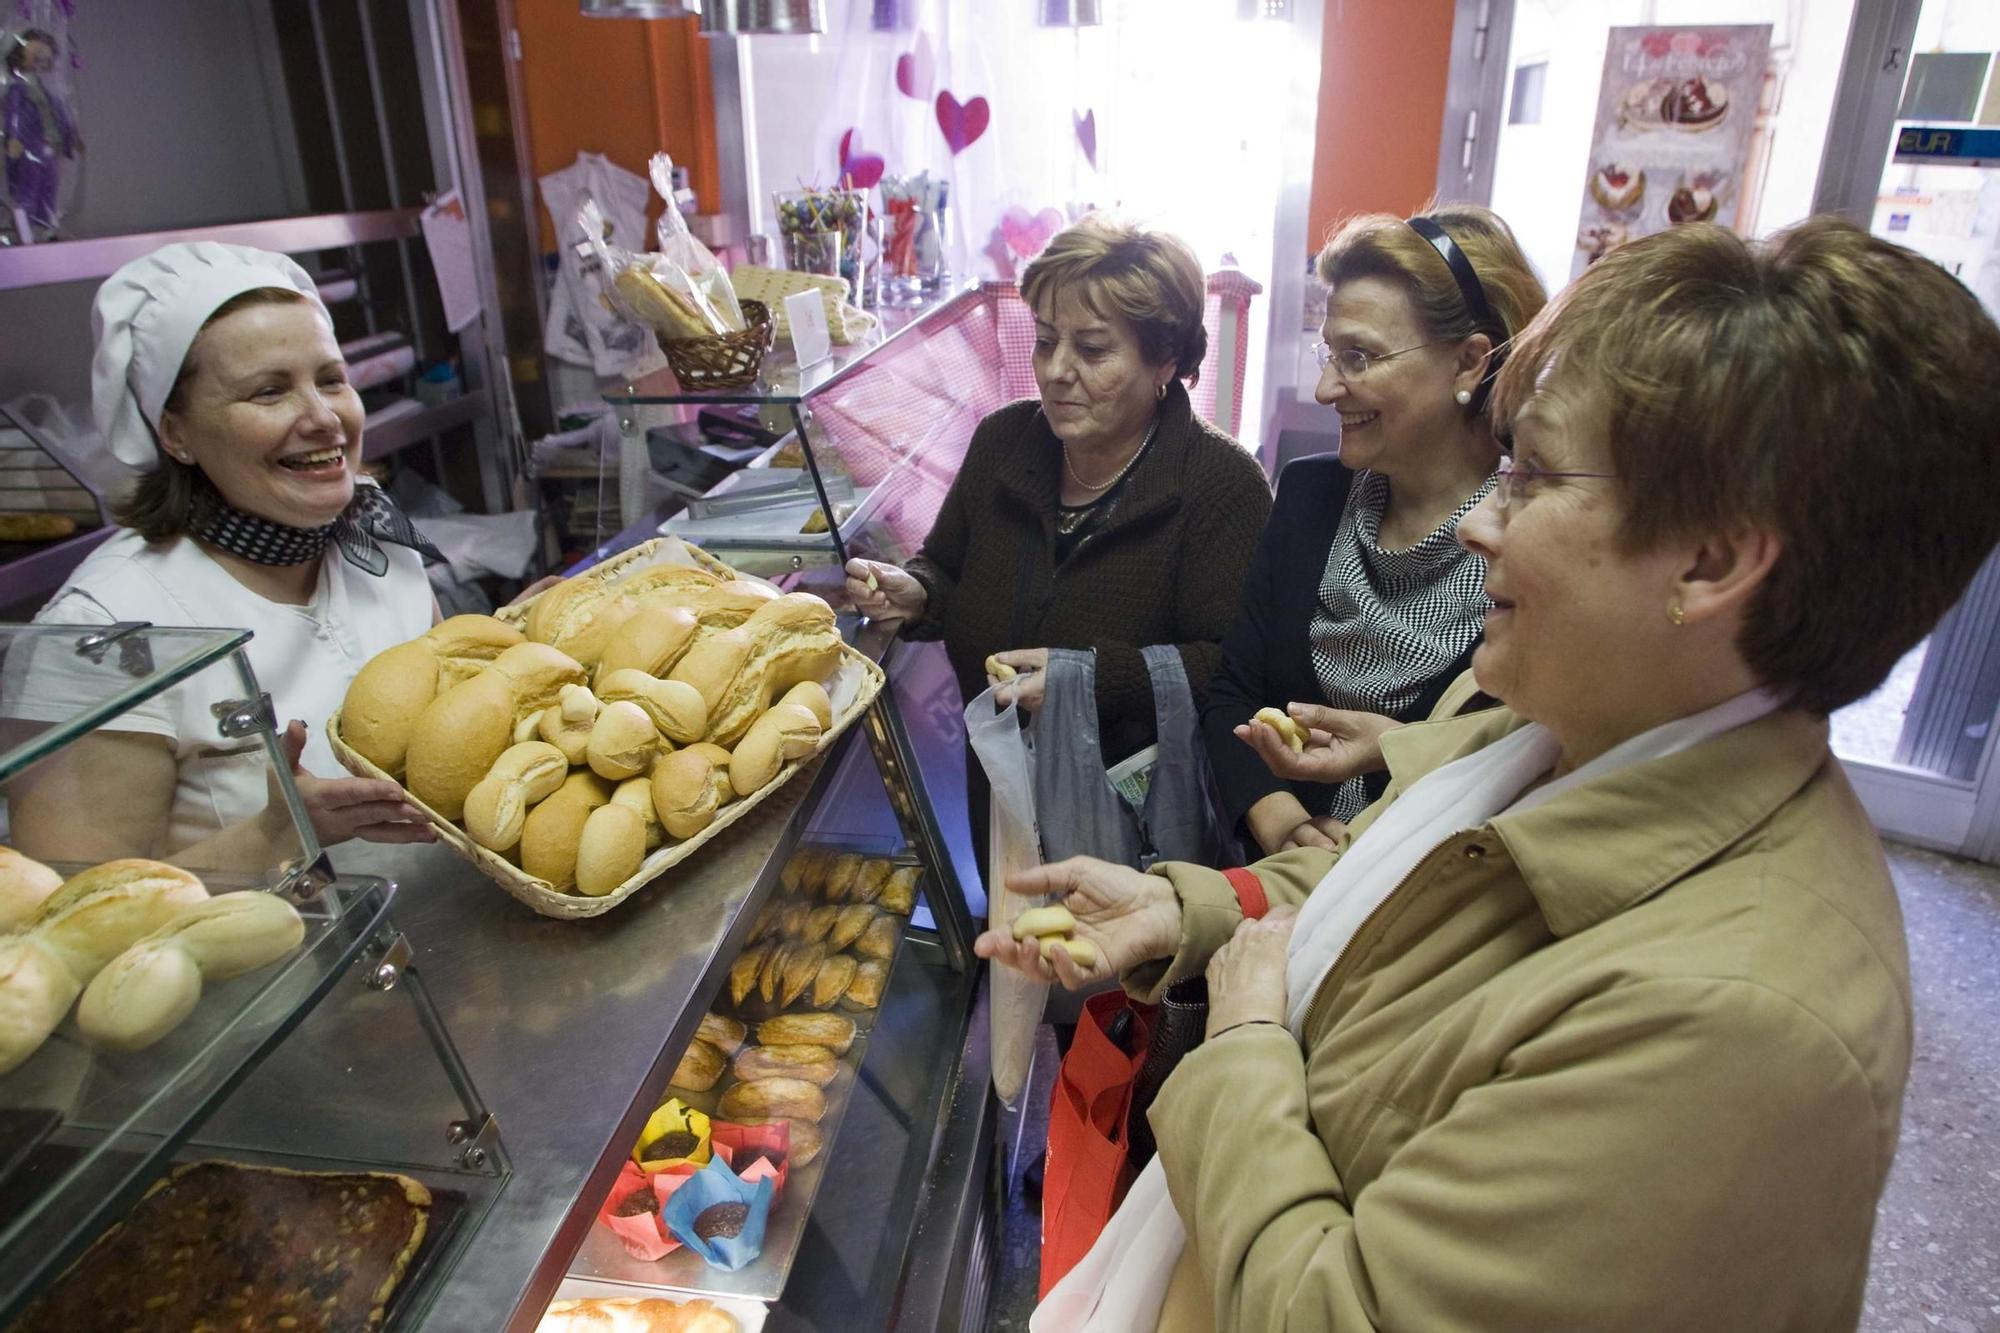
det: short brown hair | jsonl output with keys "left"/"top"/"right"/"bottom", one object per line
{"left": 115, "top": 287, "right": 314, "bottom": 541}
{"left": 1020, "top": 214, "right": 1208, "bottom": 383}
{"left": 1317, "top": 204, "right": 1547, "bottom": 424}
{"left": 1492, "top": 217, "right": 2000, "bottom": 714}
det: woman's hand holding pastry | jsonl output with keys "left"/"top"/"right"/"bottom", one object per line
{"left": 1237, "top": 704, "right": 1397, "bottom": 785}
{"left": 843, "top": 559, "right": 926, "bottom": 621}
{"left": 1205, "top": 906, "right": 1299, "bottom": 1038}
{"left": 989, "top": 648, "right": 1049, "bottom": 713}
{"left": 973, "top": 856, "right": 1180, "bottom": 988}
{"left": 266, "top": 720, "right": 437, "bottom": 847}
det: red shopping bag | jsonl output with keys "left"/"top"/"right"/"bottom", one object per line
{"left": 1039, "top": 989, "right": 1154, "bottom": 1299}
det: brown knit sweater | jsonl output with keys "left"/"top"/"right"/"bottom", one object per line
{"left": 905, "top": 382, "right": 1272, "bottom": 759}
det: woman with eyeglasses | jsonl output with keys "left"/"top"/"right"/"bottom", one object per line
{"left": 1205, "top": 207, "right": 1547, "bottom": 856}
{"left": 992, "top": 216, "right": 1998, "bottom": 1330}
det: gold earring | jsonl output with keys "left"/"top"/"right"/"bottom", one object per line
{"left": 1668, "top": 601, "right": 1685, "bottom": 626}
{"left": 1157, "top": 382, "right": 1168, "bottom": 402}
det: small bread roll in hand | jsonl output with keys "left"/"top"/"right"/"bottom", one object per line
{"left": 586, "top": 700, "right": 660, "bottom": 781}
{"left": 463, "top": 741, "right": 570, "bottom": 852}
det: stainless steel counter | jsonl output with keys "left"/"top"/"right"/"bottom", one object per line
{"left": 336, "top": 739, "right": 842, "bottom": 1332}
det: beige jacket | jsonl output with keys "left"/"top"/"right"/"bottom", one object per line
{"left": 1135, "top": 698, "right": 1911, "bottom": 1332}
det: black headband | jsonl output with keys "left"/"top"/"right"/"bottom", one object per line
{"left": 1407, "top": 215, "right": 1506, "bottom": 416}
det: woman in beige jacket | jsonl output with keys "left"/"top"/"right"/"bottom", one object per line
{"left": 982, "top": 217, "right": 2000, "bottom": 1332}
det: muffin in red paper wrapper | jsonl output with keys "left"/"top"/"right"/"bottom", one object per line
{"left": 660, "top": 1155, "right": 775, "bottom": 1271}
{"left": 633, "top": 1098, "right": 713, "bottom": 1173}
{"left": 711, "top": 1120, "right": 790, "bottom": 1199}
{"left": 599, "top": 1161, "right": 679, "bottom": 1261}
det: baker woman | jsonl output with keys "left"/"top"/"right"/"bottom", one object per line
{"left": 5, "top": 243, "right": 441, "bottom": 862}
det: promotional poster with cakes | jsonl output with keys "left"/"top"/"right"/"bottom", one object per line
{"left": 1572, "top": 25, "right": 1772, "bottom": 278}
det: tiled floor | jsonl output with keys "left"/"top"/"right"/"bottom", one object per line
{"left": 987, "top": 842, "right": 2000, "bottom": 1332}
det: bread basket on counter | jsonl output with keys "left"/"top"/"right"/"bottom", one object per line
{"left": 656, "top": 298, "right": 775, "bottom": 392}
{"left": 327, "top": 539, "right": 884, "bottom": 920}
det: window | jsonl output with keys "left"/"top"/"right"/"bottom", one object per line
{"left": 1508, "top": 60, "right": 1548, "bottom": 125}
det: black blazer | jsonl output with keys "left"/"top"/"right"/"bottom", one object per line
{"left": 1200, "top": 454, "right": 1481, "bottom": 835}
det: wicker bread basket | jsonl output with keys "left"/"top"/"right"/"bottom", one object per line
{"left": 328, "top": 539, "right": 883, "bottom": 919}
{"left": 657, "top": 298, "right": 775, "bottom": 391}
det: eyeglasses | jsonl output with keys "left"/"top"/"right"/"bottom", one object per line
{"left": 1314, "top": 338, "right": 1450, "bottom": 379}
{"left": 1493, "top": 453, "right": 1617, "bottom": 510}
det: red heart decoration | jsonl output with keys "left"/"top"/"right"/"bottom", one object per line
{"left": 1075, "top": 109, "right": 1097, "bottom": 170}
{"left": 935, "top": 91, "right": 990, "bottom": 156}
{"left": 895, "top": 32, "right": 933, "bottom": 101}
{"left": 1001, "top": 206, "right": 1065, "bottom": 260}
{"left": 838, "top": 128, "right": 886, "bottom": 191}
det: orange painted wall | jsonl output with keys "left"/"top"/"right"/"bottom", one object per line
{"left": 513, "top": 8, "right": 721, "bottom": 252}
{"left": 1306, "top": 0, "right": 1457, "bottom": 252}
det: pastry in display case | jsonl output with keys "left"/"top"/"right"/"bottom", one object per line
{"left": 0, "top": 622, "right": 507, "bottom": 1326}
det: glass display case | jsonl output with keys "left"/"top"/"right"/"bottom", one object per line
{"left": 0, "top": 622, "right": 506, "bottom": 1327}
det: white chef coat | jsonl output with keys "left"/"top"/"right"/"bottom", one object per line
{"left": 5, "top": 527, "right": 433, "bottom": 851}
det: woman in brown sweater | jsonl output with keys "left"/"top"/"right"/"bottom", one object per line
{"left": 846, "top": 215, "right": 1272, "bottom": 878}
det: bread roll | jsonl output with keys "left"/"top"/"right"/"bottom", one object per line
{"left": 538, "top": 683, "right": 600, "bottom": 764}
{"left": 611, "top": 777, "right": 663, "bottom": 849}
{"left": 668, "top": 629, "right": 753, "bottom": 716}
{"left": 0, "top": 845, "right": 63, "bottom": 931}
{"left": 520, "top": 791, "right": 596, "bottom": 888}
{"left": 703, "top": 595, "right": 844, "bottom": 747}
{"left": 651, "top": 749, "right": 731, "bottom": 840}
{"left": 490, "top": 642, "right": 588, "bottom": 719}
{"left": 29, "top": 859, "right": 208, "bottom": 982}
{"left": 555, "top": 768, "right": 616, "bottom": 807}
{"left": 796, "top": 850, "right": 833, "bottom": 899}
{"left": 733, "top": 1042, "right": 838, "bottom": 1086}
{"left": 339, "top": 639, "right": 442, "bottom": 774}
{"left": 669, "top": 1037, "right": 726, "bottom": 1093}
{"left": 75, "top": 937, "right": 202, "bottom": 1051}
{"left": 684, "top": 742, "right": 733, "bottom": 769}
{"left": 778, "top": 941, "right": 829, "bottom": 1008}
{"left": 0, "top": 934, "right": 82, "bottom": 1074}
{"left": 577, "top": 802, "right": 646, "bottom": 897}
{"left": 729, "top": 940, "right": 772, "bottom": 1008}
{"left": 728, "top": 703, "right": 823, "bottom": 797}
{"left": 525, "top": 576, "right": 638, "bottom": 668}
{"left": 464, "top": 741, "right": 571, "bottom": 851}
{"left": 424, "top": 614, "right": 524, "bottom": 685}
{"left": 719, "top": 1076, "right": 827, "bottom": 1123}
{"left": 537, "top": 1297, "right": 738, "bottom": 1333}
{"left": 757, "top": 939, "right": 789, "bottom": 1005}
{"left": 779, "top": 680, "right": 833, "bottom": 730}
{"left": 697, "top": 1011, "right": 747, "bottom": 1055}
{"left": 143, "top": 891, "right": 306, "bottom": 980}
{"left": 811, "top": 954, "right": 857, "bottom": 1009}
{"left": 841, "top": 959, "right": 887, "bottom": 1010}
{"left": 594, "top": 603, "right": 701, "bottom": 685}
{"left": 599, "top": 669, "right": 708, "bottom": 744}
{"left": 801, "top": 904, "right": 840, "bottom": 944}
{"left": 586, "top": 700, "right": 659, "bottom": 781}
{"left": 610, "top": 562, "right": 724, "bottom": 600}
{"left": 757, "top": 1012, "right": 855, "bottom": 1054}
{"left": 405, "top": 669, "right": 516, "bottom": 821}
{"left": 678, "top": 579, "right": 781, "bottom": 631}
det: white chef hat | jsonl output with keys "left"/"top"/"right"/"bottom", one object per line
{"left": 90, "top": 242, "right": 331, "bottom": 471}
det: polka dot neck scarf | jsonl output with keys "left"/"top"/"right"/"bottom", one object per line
{"left": 195, "top": 481, "right": 443, "bottom": 577}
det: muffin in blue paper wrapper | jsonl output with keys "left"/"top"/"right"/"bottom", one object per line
{"left": 660, "top": 1154, "right": 775, "bottom": 1270}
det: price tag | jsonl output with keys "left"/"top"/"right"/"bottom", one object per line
{"left": 784, "top": 289, "right": 832, "bottom": 369}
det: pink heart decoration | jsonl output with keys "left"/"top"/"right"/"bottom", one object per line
{"left": 1075, "top": 109, "right": 1097, "bottom": 170}
{"left": 935, "top": 91, "right": 990, "bottom": 156}
{"left": 838, "top": 128, "right": 885, "bottom": 191}
{"left": 895, "top": 33, "right": 934, "bottom": 101}
{"left": 1001, "top": 206, "right": 1065, "bottom": 261}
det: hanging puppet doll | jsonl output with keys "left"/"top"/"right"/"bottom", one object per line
{"left": 5, "top": 27, "right": 80, "bottom": 240}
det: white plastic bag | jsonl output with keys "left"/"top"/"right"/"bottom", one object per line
{"left": 964, "top": 683, "right": 1048, "bottom": 1108}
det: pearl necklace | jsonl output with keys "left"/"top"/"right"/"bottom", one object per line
{"left": 1063, "top": 419, "right": 1158, "bottom": 494}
